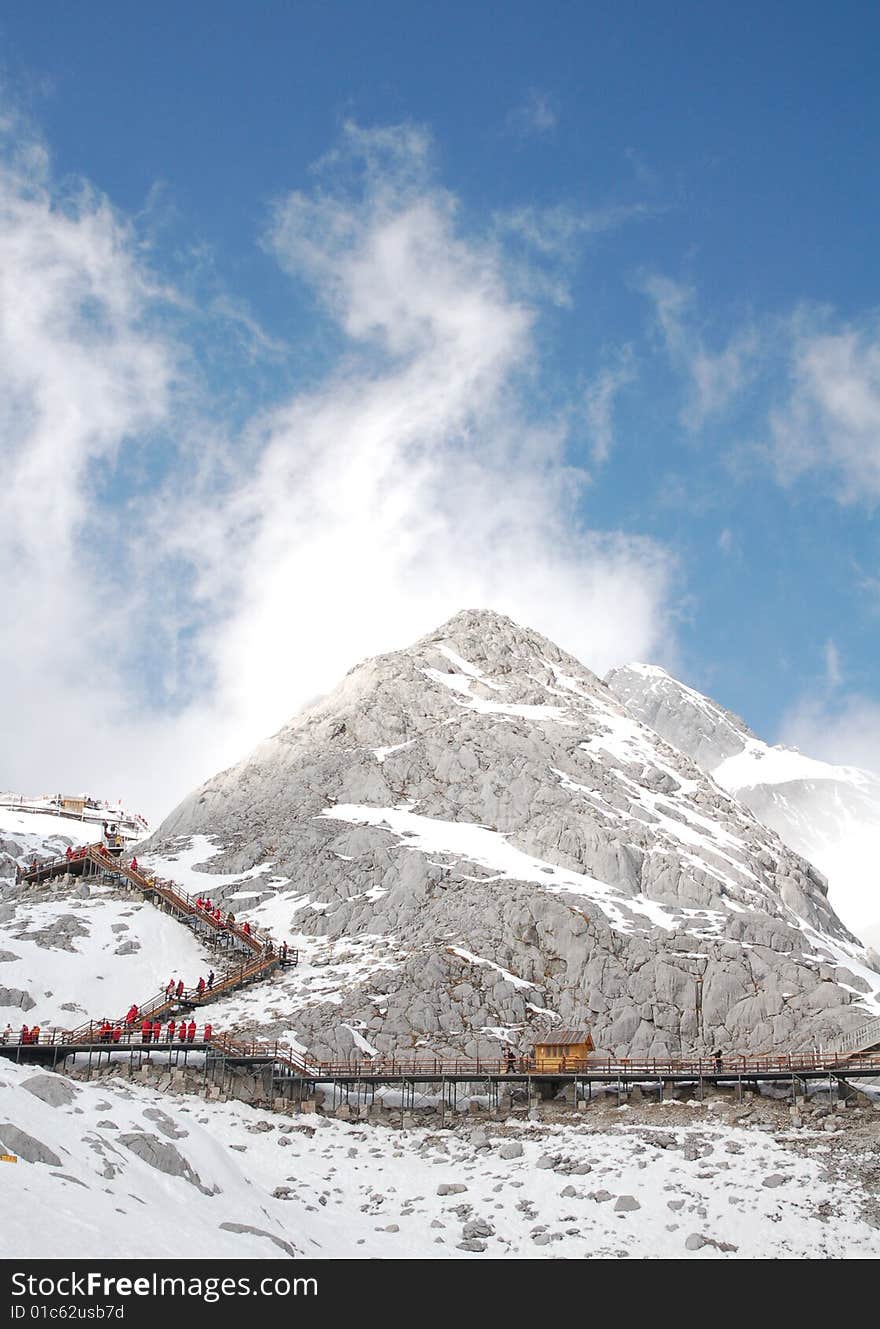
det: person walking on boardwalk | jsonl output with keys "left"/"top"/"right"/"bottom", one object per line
{"left": 130, "top": 856, "right": 139, "bottom": 874}
{"left": 203, "top": 1023, "right": 212, "bottom": 1042}
{"left": 196, "top": 976, "right": 206, "bottom": 996}
{"left": 166, "top": 979, "right": 175, "bottom": 999}
{"left": 167, "top": 1019, "right": 176, "bottom": 1042}
{"left": 141, "top": 1018, "right": 152, "bottom": 1044}
{"left": 175, "top": 979, "right": 184, "bottom": 999}
{"left": 187, "top": 1020, "right": 196, "bottom": 1043}
{"left": 207, "top": 970, "right": 214, "bottom": 990}
{"left": 152, "top": 1019, "right": 161, "bottom": 1042}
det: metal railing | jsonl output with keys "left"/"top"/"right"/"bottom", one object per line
{"left": 831, "top": 1015, "right": 880, "bottom": 1056}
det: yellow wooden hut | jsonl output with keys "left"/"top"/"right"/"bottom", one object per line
{"left": 532, "top": 1029, "right": 595, "bottom": 1072}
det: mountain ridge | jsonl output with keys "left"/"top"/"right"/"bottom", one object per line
{"left": 606, "top": 662, "right": 880, "bottom": 952}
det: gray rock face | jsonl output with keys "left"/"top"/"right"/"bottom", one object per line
{"left": 20, "top": 1075, "right": 79, "bottom": 1107}
{"left": 148, "top": 610, "right": 880, "bottom": 1061}
{"left": 0, "top": 1122, "right": 62, "bottom": 1165}
{"left": 117, "top": 1133, "right": 205, "bottom": 1190}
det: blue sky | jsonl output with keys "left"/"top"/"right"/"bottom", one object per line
{"left": 2, "top": 2, "right": 879, "bottom": 816}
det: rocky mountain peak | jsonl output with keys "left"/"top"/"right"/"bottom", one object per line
{"left": 147, "top": 611, "right": 880, "bottom": 1062}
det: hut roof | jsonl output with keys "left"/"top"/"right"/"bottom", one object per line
{"left": 535, "top": 1029, "right": 592, "bottom": 1046}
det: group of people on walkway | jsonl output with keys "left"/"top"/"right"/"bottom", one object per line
{"left": 2, "top": 1024, "right": 41, "bottom": 1044}
{"left": 97, "top": 1018, "right": 212, "bottom": 1045}
{"left": 0, "top": 1019, "right": 214, "bottom": 1046}
{"left": 194, "top": 897, "right": 242, "bottom": 932}
{"left": 162, "top": 971, "right": 215, "bottom": 1002}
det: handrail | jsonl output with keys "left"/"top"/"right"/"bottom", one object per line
{"left": 5, "top": 1027, "right": 880, "bottom": 1079}
{"left": 86, "top": 849, "right": 279, "bottom": 956}
{"left": 831, "top": 1014, "right": 880, "bottom": 1056}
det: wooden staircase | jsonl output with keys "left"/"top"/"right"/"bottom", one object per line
{"left": 20, "top": 842, "right": 297, "bottom": 1037}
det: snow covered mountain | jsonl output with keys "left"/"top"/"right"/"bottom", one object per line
{"left": 147, "top": 609, "right": 880, "bottom": 1062}
{"left": 605, "top": 664, "right": 880, "bottom": 953}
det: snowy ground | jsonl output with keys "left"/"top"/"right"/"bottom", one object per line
{"left": 0, "top": 806, "right": 97, "bottom": 856}
{"left": 0, "top": 1056, "right": 877, "bottom": 1260}
{"left": 0, "top": 883, "right": 213, "bottom": 1028}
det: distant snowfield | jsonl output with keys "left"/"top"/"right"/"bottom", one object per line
{"left": 0, "top": 1056, "right": 877, "bottom": 1260}
{"left": 713, "top": 742, "right": 872, "bottom": 792}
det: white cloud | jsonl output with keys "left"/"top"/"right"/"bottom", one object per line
{"left": 769, "top": 319, "right": 880, "bottom": 502}
{"left": 640, "top": 273, "right": 760, "bottom": 430}
{"left": 0, "top": 109, "right": 185, "bottom": 815}
{"left": 1, "top": 117, "right": 678, "bottom": 820}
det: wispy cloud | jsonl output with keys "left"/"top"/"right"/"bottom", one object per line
{"left": 639, "top": 273, "right": 761, "bottom": 431}
{"left": 584, "top": 349, "right": 636, "bottom": 464}
{"left": 506, "top": 89, "right": 559, "bottom": 138}
{"left": 780, "top": 691, "right": 880, "bottom": 778}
